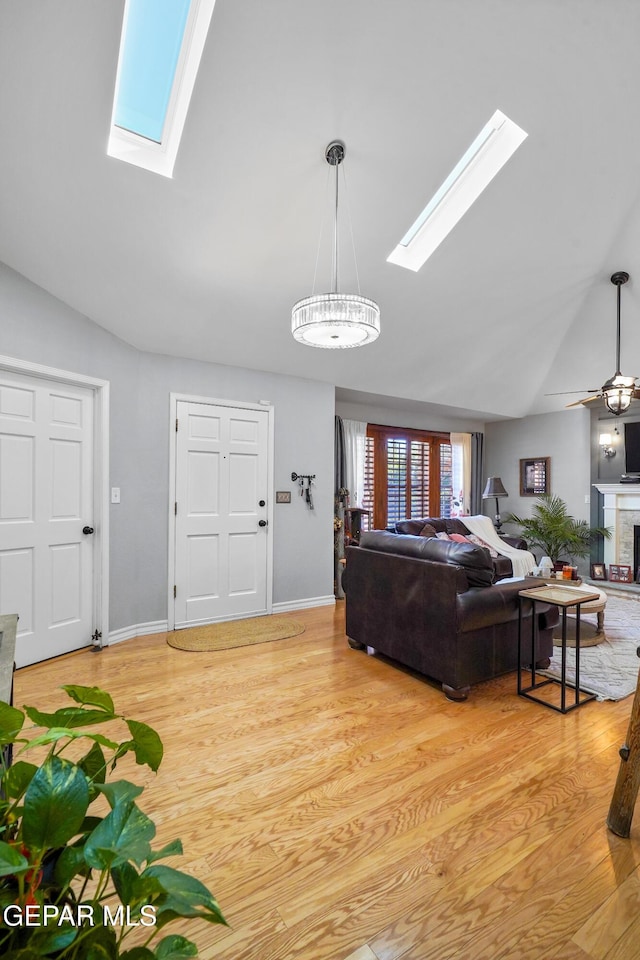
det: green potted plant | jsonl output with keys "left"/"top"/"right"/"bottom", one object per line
{"left": 0, "top": 684, "right": 226, "bottom": 958}
{"left": 506, "top": 494, "right": 610, "bottom": 567}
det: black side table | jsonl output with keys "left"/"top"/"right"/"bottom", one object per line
{"left": 517, "top": 585, "right": 600, "bottom": 714}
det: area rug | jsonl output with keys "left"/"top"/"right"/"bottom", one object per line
{"left": 540, "top": 595, "right": 640, "bottom": 701}
{"left": 167, "top": 615, "right": 305, "bottom": 652}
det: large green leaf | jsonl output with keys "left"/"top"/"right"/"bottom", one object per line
{"left": 143, "top": 865, "right": 227, "bottom": 926}
{"left": 155, "top": 935, "right": 198, "bottom": 959}
{"left": 147, "top": 839, "right": 183, "bottom": 864}
{"left": 61, "top": 685, "right": 115, "bottom": 713}
{"left": 69, "top": 923, "right": 118, "bottom": 960}
{"left": 84, "top": 796, "right": 155, "bottom": 869}
{"left": 3, "top": 760, "right": 37, "bottom": 800}
{"left": 0, "top": 702, "right": 25, "bottom": 743}
{"left": 116, "top": 720, "right": 164, "bottom": 773}
{"left": 97, "top": 780, "right": 144, "bottom": 810}
{"left": 111, "top": 861, "right": 165, "bottom": 908}
{"left": 53, "top": 843, "right": 91, "bottom": 887}
{"left": 25, "top": 728, "right": 119, "bottom": 751}
{"left": 22, "top": 756, "right": 90, "bottom": 849}
{"left": 120, "top": 949, "right": 155, "bottom": 960}
{"left": 22, "top": 923, "right": 78, "bottom": 955}
{"left": 24, "top": 705, "right": 115, "bottom": 729}
{"left": 78, "top": 741, "right": 107, "bottom": 786}
{"left": 0, "top": 839, "right": 29, "bottom": 876}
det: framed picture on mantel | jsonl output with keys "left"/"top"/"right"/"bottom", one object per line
{"left": 609, "top": 564, "right": 633, "bottom": 583}
{"left": 520, "top": 457, "right": 550, "bottom": 496}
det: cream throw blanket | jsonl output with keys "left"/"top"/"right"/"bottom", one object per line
{"left": 461, "top": 515, "right": 535, "bottom": 579}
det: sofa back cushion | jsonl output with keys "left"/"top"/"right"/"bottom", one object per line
{"left": 359, "top": 531, "right": 495, "bottom": 587}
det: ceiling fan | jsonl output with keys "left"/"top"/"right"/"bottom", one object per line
{"left": 547, "top": 271, "right": 640, "bottom": 415}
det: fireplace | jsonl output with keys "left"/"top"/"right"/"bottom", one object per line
{"left": 594, "top": 484, "right": 640, "bottom": 573}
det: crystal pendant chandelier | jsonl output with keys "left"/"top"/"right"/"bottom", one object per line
{"left": 291, "top": 141, "right": 380, "bottom": 348}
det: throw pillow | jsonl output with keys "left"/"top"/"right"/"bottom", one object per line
{"left": 449, "top": 533, "right": 472, "bottom": 543}
{"left": 419, "top": 523, "right": 438, "bottom": 538}
{"left": 436, "top": 532, "right": 451, "bottom": 540}
{"left": 466, "top": 533, "right": 499, "bottom": 558}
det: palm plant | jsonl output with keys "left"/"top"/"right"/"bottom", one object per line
{"left": 505, "top": 494, "right": 610, "bottom": 565}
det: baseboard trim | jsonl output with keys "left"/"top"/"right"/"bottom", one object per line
{"left": 108, "top": 597, "right": 335, "bottom": 645}
{"left": 108, "top": 620, "right": 169, "bottom": 645}
{"left": 272, "top": 595, "right": 336, "bottom": 613}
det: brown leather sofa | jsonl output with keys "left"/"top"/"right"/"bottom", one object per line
{"left": 343, "top": 530, "right": 558, "bottom": 701}
{"left": 394, "top": 517, "right": 528, "bottom": 581}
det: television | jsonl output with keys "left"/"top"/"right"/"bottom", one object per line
{"left": 624, "top": 421, "right": 640, "bottom": 474}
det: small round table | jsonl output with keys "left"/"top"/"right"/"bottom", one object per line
{"left": 549, "top": 584, "right": 607, "bottom": 647}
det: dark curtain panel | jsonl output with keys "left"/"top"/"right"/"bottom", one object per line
{"left": 335, "top": 416, "right": 346, "bottom": 492}
{"left": 470, "top": 432, "right": 485, "bottom": 515}
{"left": 334, "top": 416, "right": 346, "bottom": 598}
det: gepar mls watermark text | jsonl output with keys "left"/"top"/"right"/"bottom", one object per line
{"left": 3, "top": 904, "right": 157, "bottom": 927}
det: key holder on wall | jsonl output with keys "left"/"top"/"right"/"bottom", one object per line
{"left": 291, "top": 472, "right": 316, "bottom": 510}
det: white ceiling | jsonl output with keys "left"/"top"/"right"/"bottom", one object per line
{"left": 2, "top": 0, "right": 640, "bottom": 422}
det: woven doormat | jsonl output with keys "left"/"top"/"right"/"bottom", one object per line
{"left": 167, "top": 615, "right": 305, "bottom": 652}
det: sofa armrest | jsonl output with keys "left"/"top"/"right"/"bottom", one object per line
{"left": 457, "top": 576, "right": 554, "bottom": 633}
{"left": 500, "top": 534, "right": 528, "bottom": 551}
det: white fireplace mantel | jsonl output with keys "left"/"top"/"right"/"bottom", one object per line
{"left": 593, "top": 483, "right": 640, "bottom": 566}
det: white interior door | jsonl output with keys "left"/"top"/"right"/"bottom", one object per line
{"left": 0, "top": 370, "right": 95, "bottom": 667}
{"left": 173, "top": 400, "right": 271, "bottom": 628}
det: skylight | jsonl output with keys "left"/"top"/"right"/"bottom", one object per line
{"left": 108, "top": 0, "right": 218, "bottom": 178}
{"left": 387, "top": 110, "right": 527, "bottom": 271}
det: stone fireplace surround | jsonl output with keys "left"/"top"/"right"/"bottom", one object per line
{"left": 593, "top": 484, "right": 640, "bottom": 572}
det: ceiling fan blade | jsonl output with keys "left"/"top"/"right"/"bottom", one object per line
{"left": 545, "top": 390, "right": 599, "bottom": 396}
{"left": 565, "top": 395, "right": 603, "bottom": 408}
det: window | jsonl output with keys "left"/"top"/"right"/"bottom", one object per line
{"left": 108, "top": 0, "right": 218, "bottom": 178}
{"left": 362, "top": 424, "right": 452, "bottom": 529}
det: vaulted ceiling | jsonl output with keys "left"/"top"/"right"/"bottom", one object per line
{"left": 2, "top": 0, "right": 640, "bottom": 421}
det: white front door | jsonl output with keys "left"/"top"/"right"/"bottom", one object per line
{"left": 0, "top": 371, "right": 95, "bottom": 667}
{"left": 173, "top": 400, "right": 271, "bottom": 628}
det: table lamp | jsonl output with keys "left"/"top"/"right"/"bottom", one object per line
{"left": 482, "top": 477, "right": 508, "bottom": 534}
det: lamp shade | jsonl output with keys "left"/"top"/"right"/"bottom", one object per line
{"left": 482, "top": 477, "right": 508, "bottom": 499}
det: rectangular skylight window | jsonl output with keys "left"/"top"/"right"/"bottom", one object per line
{"left": 108, "top": 0, "right": 218, "bottom": 178}
{"left": 113, "top": 0, "right": 192, "bottom": 143}
{"left": 387, "top": 110, "right": 527, "bottom": 271}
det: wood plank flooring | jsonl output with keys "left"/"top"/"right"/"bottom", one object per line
{"left": 12, "top": 603, "right": 640, "bottom": 960}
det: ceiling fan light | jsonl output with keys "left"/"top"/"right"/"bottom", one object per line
{"left": 603, "top": 374, "right": 635, "bottom": 415}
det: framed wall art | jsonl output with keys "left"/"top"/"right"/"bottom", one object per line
{"left": 590, "top": 562, "right": 607, "bottom": 581}
{"left": 609, "top": 564, "right": 633, "bottom": 583}
{"left": 519, "top": 457, "right": 550, "bottom": 496}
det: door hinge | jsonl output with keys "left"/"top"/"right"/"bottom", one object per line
{"left": 176, "top": 417, "right": 179, "bottom": 432}
{"left": 174, "top": 501, "right": 177, "bottom": 515}
{"left": 173, "top": 585, "right": 177, "bottom": 599}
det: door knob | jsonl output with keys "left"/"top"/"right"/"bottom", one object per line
{"left": 258, "top": 520, "right": 267, "bottom": 527}
{"left": 82, "top": 526, "right": 95, "bottom": 535}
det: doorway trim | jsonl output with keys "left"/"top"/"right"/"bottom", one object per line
{"left": 0, "top": 354, "right": 110, "bottom": 650}
{"left": 167, "top": 393, "right": 275, "bottom": 631}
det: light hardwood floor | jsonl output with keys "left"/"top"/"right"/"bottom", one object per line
{"left": 13, "top": 603, "right": 640, "bottom": 960}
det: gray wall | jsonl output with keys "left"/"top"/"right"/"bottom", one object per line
{"left": 484, "top": 408, "right": 591, "bottom": 536}
{"left": 0, "top": 263, "right": 334, "bottom": 632}
{"left": 335, "top": 399, "right": 485, "bottom": 434}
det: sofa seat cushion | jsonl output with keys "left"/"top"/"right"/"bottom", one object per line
{"left": 359, "top": 531, "right": 495, "bottom": 588}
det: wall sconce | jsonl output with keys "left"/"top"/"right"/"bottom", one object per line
{"left": 600, "top": 432, "right": 616, "bottom": 458}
